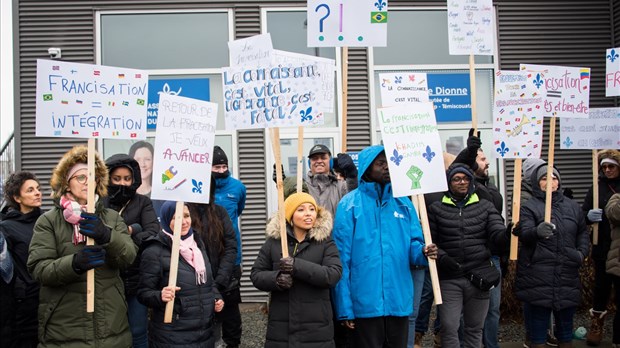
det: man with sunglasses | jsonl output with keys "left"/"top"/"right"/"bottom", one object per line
{"left": 582, "top": 149, "right": 620, "bottom": 346}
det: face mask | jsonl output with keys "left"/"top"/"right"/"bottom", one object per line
{"left": 108, "top": 184, "right": 136, "bottom": 205}
{"left": 212, "top": 170, "right": 230, "bottom": 179}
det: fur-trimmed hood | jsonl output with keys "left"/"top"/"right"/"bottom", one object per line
{"left": 50, "top": 145, "right": 109, "bottom": 200}
{"left": 599, "top": 149, "right": 620, "bottom": 173}
{"left": 265, "top": 206, "right": 333, "bottom": 242}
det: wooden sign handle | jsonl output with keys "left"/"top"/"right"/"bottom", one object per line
{"left": 509, "top": 159, "right": 522, "bottom": 260}
{"left": 469, "top": 54, "right": 478, "bottom": 132}
{"left": 416, "top": 195, "right": 442, "bottom": 305}
{"left": 164, "top": 201, "right": 185, "bottom": 323}
{"left": 297, "top": 127, "right": 304, "bottom": 194}
{"left": 544, "top": 117, "right": 557, "bottom": 223}
{"left": 86, "top": 138, "right": 96, "bottom": 312}
{"left": 341, "top": 46, "right": 349, "bottom": 153}
{"left": 270, "top": 128, "right": 289, "bottom": 257}
{"left": 592, "top": 150, "right": 599, "bottom": 245}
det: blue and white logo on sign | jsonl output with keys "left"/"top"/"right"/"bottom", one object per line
{"left": 147, "top": 78, "right": 210, "bottom": 130}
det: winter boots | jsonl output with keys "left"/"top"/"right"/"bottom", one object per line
{"left": 586, "top": 308, "right": 608, "bottom": 346}
{"left": 414, "top": 332, "right": 423, "bottom": 348}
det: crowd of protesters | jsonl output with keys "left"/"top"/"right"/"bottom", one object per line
{"left": 1, "top": 132, "right": 619, "bottom": 348}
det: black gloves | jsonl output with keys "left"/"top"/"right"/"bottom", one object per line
{"left": 272, "top": 164, "right": 286, "bottom": 184}
{"left": 276, "top": 272, "right": 293, "bottom": 290}
{"left": 79, "top": 212, "right": 112, "bottom": 244}
{"left": 505, "top": 222, "right": 514, "bottom": 238}
{"left": 439, "top": 255, "right": 461, "bottom": 271}
{"left": 453, "top": 128, "right": 481, "bottom": 171}
{"left": 333, "top": 153, "right": 358, "bottom": 179}
{"left": 279, "top": 257, "right": 295, "bottom": 274}
{"left": 72, "top": 245, "right": 106, "bottom": 274}
{"left": 129, "top": 223, "right": 143, "bottom": 235}
{"left": 511, "top": 222, "right": 522, "bottom": 237}
{"left": 536, "top": 222, "right": 555, "bottom": 239}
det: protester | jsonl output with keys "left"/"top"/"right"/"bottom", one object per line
{"left": 332, "top": 145, "right": 436, "bottom": 348}
{"left": 104, "top": 154, "right": 160, "bottom": 348}
{"left": 428, "top": 163, "right": 508, "bottom": 348}
{"left": 129, "top": 141, "right": 155, "bottom": 196}
{"left": 251, "top": 192, "right": 342, "bottom": 347}
{"left": 189, "top": 175, "right": 239, "bottom": 348}
{"left": 0, "top": 171, "right": 42, "bottom": 347}
{"left": 211, "top": 146, "right": 246, "bottom": 348}
{"left": 605, "top": 193, "right": 620, "bottom": 348}
{"left": 138, "top": 200, "right": 223, "bottom": 348}
{"left": 515, "top": 163, "right": 589, "bottom": 348}
{"left": 27, "top": 145, "right": 137, "bottom": 347}
{"left": 582, "top": 150, "right": 620, "bottom": 346}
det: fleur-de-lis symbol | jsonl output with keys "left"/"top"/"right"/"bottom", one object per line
{"left": 496, "top": 141, "right": 509, "bottom": 157}
{"left": 159, "top": 83, "right": 182, "bottom": 96}
{"left": 608, "top": 49, "right": 619, "bottom": 62}
{"left": 563, "top": 137, "right": 573, "bottom": 148}
{"left": 300, "top": 107, "right": 313, "bottom": 122}
{"left": 394, "top": 76, "right": 402, "bottom": 84}
{"left": 532, "top": 74, "right": 544, "bottom": 89}
{"left": 422, "top": 146, "right": 435, "bottom": 163}
{"left": 191, "top": 179, "right": 203, "bottom": 193}
{"left": 374, "top": 0, "right": 386, "bottom": 11}
{"left": 390, "top": 149, "right": 403, "bottom": 166}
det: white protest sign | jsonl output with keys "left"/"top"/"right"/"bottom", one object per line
{"left": 447, "top": 0, "right": 494, "bottom": 56}
{"left": 150, "top": 94, "right": 218, "bottom": 203}
{"left": 307, "top": 0, "right": 387, "bottom": 47}
{"left": 228, "top": 34, "right": 274, "bottom": 67}
{"left": 378, "top": 73, "right": 429, "bottom": 106}
{"left": 560, "top": 108, "right": 620, "bottom": 150}
{"left": 606, "top": 47, "right": 620, "bottom": 97}
{"left": 520, "top": 64, "right": 590, "bottom": 119}
{"left": 492, "top": 71, "right": 545, "bottom": 159}
{"left": 378, "top": 103, "right": 447, "bottom": 197}
{"left": 36, "top": 59, "right": 148, "bottom": 139}
{"left": 272, "top": 50, "right": 336, "bottom": 113}
{"left": 222, "top": 63, "right": 326, "bottom": 129}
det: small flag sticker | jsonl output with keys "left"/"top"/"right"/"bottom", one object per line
{"left": 371, "top": 12, "right": 387, "bottom": 24}
{"left": 118, "top": 73, "right": 125, "bottom": 78}
{"left": 137, "top": 99, "right": 145, "bottom": 106}
{"left": 92, "top": 132, "right": 99, "bottom": 136}
{"left": 43, "top": 94, "right": 53, "bottom": 101}
{"left": 122, "top": 101, "right": 129, "bottom": 106}
{"left": 130, "top": 133, "right": 137, "bottom": 138}
{"left": 94, "top": 70, "right": 101, "bottom": 76}
{"left": 135, "top": 73, "right": 142, "bottom": 78}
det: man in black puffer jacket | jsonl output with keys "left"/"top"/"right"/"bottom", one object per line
{"left": 428, "top": 163, "right": 509, "bottom": 348}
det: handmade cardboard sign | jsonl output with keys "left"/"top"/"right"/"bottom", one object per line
{"left": 228, "top": 33, "right": 274, "bottom": 67}
{"left": 36, "top": 59, "right": 148, "bottom": 139}
{"left": 378, "top": 72, "right": 429, "bottom": 106}
{"left": 150, "top": 94, "right": 218, "bottom": 203}
{"left": 447, "top": 0, "right": 494, "bottom": 55}
{"left": 606, "top": 47, "right": 620, "bottom": 97}
{"left": 560, "top": 108, "right": 620, "bottom": 150}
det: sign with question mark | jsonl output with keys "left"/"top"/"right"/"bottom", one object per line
{"left": 307, "top": 0, "right": 388, "bottom": 47}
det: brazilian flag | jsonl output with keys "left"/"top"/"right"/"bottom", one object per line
{"left": 43, "top": 94, "right": 53, "bottom": 101}
{"left": 371, "top": 12, "right": 387, "bottom": 24}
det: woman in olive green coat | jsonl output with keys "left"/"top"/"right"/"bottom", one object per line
{"left": 27, "top": 145, "right": 137, "bottom": 348}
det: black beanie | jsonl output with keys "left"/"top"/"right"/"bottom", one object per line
{"left": 213, "top": 146, "right": 228, "bottom": 165}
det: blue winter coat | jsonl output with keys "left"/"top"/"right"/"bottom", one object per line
{"left": 214, "top": 174, "right": 246, "bottom": 265}
{"left": 332, "top": 145, "right": 427, "bottom": 320}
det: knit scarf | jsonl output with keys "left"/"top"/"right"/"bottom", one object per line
{"left": 163, "top": 230, "right": 207, "bottom": 285}
{"left": 60, "top": 194, "right": 86, "bottom": 245}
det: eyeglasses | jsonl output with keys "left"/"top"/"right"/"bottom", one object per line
{"left": 450, "top": 176, "right": 471, "bottom": 184}
{"left": 70, "top": 174, "right": 88, "bottom": 184}
{"left": 602, "top": 164, "right": 618, "bottom": 170}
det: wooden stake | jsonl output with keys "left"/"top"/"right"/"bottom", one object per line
{"left": 270, "top": 128, "right": 289, "bottom": 257}
{"left": 509, "top": 159, "right": 522, "bottom": 260}
{"left": 544, "top": 117, "right": 557, "bottom": 223}
{"left": 297, "top": 127, "right": 304, "bottom": 194}
{"left": 164, "top": 201, "right": 184, "bottom": 323}
{"left": 416, "top": 195, "right": 442, "bottom": 305}
{"left": 592, "top": 150, "right": 599, "bottom": 245}
{"left": 86, "top": 139, "right": 96, "bottom": 312}
{"left": 469, "top": 54, "right": 478, "bottom": 132}
{"left": 341, "top": 47, "right": 348, "bottom": 152}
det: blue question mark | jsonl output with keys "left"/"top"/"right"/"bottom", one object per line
{"left": 315, "top": 3, "right": 331, "bottom": 40}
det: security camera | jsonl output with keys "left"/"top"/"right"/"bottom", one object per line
{"left": 48, "top": 47, "right": 62, "bottom": 59}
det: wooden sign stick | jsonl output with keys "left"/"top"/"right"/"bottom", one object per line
{"left": 509, "top": 159, "right": 522, "bottom": 260}
{"left": 592, "top": 150, "right": 599, "bottom": 245}
{"left": 86, "top": 139, "right": 96, "bottom": 312}
{"left": 469, "top": 54, "right": 478, "bottom": 132}
{"left": 297, "top": 127, "right": 304, "bottom": 194}
{"left": 544, "top": 117, "right": 557, "bottom": 223}
{"left": 341, "top": 47, "right": 349, "bottom": 152}
{"left": 416, "top": 195, "right": 442, "bottom": 305}
{"left": 164, "top": 200, "right": 185, "bottom": 323}
{"left": 270, "top": 128, "right": 289, "bottom": 257}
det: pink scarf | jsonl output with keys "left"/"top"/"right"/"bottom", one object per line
{"left": 163, "top": 231, "right": 207, "bottom": 285}
{"left": 60, "top": 194, "right": 86, "bottom": 245}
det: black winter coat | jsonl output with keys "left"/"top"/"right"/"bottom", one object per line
{"left": 582, "top": 173, "right": 620, "bottom": 260}
{"left": 251, "top": 207, "right": 342, "bottom": 348}
{"left": 138, "top": 231, "right": 219, "bottom": 348}
{"left": 428, "top": 194, "right": 507, "bottom": 280}
{"left": 515, "top": 167, "right": 590, "bottom": 310}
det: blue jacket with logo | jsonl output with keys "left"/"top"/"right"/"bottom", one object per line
{"left": 214, "top": 174, "right": 246, "bottom": 265}
{"left": 332, "top": 145, "right": 427, "bottom": 320}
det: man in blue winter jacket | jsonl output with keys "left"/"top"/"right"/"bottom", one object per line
{"left": 212, "top": 145, "right": 246, "bottom": 348}
{"left": 332, "top": 145, "right": 438, "bottom": 348}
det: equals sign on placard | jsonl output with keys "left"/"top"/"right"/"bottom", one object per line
{"left": 547, "top": 91, "right": 562, "bottom": 98}
{"left": 92, "top": 101, "right": 102, "bottom": 108}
